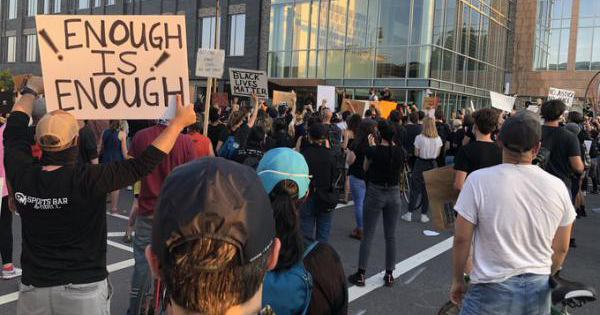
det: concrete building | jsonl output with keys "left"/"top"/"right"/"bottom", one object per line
{"left": 267, "top": 0, "right": 516, "bottom": 113}
{"left": 511, "top": 0, "right": 600, "bottom": 105}
{"left": 0, "top": 0, "right": 270, "bottom": 92}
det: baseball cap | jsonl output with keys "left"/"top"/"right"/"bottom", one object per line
{"left": 152, "top": 158, "right": 276, "bottom": 268}
{"left": 257, "top": 148, "right": 311, "bottom": 199}
{"left": 309, "top": 122, "right": 328, "bottom": 139}
{"left": 499, "top": 110, "right": 541, "bottom": 153}
{"left": 35, "top": 110, "right": 79, "bottom": 152}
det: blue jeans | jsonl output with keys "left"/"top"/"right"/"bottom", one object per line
{"left": 358, "top": 184, "right": 401, "bottom": 271}
{"left": 300, "top": 196, "right": 333, "bottom": 244}
{"left": 349, "top": 175, "right": 366, "bottom": 229}
{"left": 460, "top": 274, "right": 551, "bottom": 315}
{"left": 126, "top": 216, "right": 153, "bottom": 315}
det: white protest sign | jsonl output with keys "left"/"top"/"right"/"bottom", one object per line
{"left": 36, "top": 15, "right": 189, "bottom": 120}
{"left": 548, "top": 87, "right": 576, "bottom": 107}
{"left": 195, "top": 49, "right": 225, "bottom": 78}
{"left": 317, "top": 85, "right": 336, "bottom": 111}
{"left": 229, "top": 68, "right": 268, "bottom": 99}
{"left": 489, "top": 91, "right": 516, "bottom": 112}
{"left": 527, "top": 105, "right": 539, "bottom": 113}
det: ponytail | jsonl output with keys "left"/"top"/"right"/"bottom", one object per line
{"left": 269, "top": 180, "right": 304, "bottom": 271}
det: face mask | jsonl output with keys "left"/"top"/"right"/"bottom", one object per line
{"left": 41, "top": 146, "right": 78, "bottom": 166}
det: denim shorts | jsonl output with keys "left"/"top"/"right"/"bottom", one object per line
{"left": 460, "top": 274, "right": 551, "bottom": 315}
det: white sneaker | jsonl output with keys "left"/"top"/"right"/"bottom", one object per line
{"left": 2, "top": 266, "right": 22, "bottom": 280}
{"left": 401, "top": 212, "right": 412, "bottom": 222}
{"left": 420, "top": 214, "right": 430, "bottom": 223}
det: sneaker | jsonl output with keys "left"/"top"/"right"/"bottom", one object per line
{"left": 348, "top": 271, "right": 366, "bottom": 287}
{"left": 2, "top": 266, "right": 22, "bottom": 280}
{"left": 383, "top": 273, "right": 394, "bottom": 287}
{"left": 420, "top": 214, "right": 430, "bottom": 223}
{"left": 400, "top": 212, "right": 412, "bottom": 222}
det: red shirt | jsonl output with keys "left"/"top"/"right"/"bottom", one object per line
{"left": 189, "top": 132, "right": 212, "bottom": 157}
{"left": 130, "top": 124, "right": 197, "bottom": 216}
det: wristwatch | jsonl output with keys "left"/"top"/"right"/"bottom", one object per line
{"left": 20, "top": 85, "right": 39, "bottom": 99}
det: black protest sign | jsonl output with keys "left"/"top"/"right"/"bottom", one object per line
{"left": 36, "top": 15, "right": 190, "bottom": 119}
{"left": 229, "top": 68, "right": 268, "bottom": 99}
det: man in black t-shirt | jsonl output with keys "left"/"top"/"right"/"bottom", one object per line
{"left": 77, "top": 122, "right": 98, "bottom": 164}
{"left": 435, "top": 109, "right": 451, "bottom": 167}
{"left": 454, "top": 108, "right": 503, "bottom": 191}
{"left": 6, "top": 77, "right": 196, "bottom": 315}
{"left": 540, "top": 100, "right": 584, "bottom": 194}
{"left": 403, "top": 111, "right": 422, "bottom": 168}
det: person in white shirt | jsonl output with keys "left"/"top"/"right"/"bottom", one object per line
{"left": 450, "top": 111, "right": 575, "bottom": 315}
{"left": 402, "top": 117, "right": 442, "bottom": 223}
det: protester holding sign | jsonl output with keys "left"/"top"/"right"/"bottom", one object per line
{"left": 216, "top": 94, "right": 260, "bottom": 158}
{"left": 4, "top": 76, "right": 196, "bottom": 315}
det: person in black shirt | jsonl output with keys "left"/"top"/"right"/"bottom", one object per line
{"left": 540, "top": 100, "right": 584, "bottom": 194}
{"left": 453, "top": 108, "right": 503, "bottom": 191}
{"left": 348, "top": 120, "right": 405, "bottom": 288}
{"left": 435, "top": 110, "right": 451, "bottom": 167}
{"left": 217, "top": 94, "right": 260, "bottom": 156}
{"left": 77, "top": 121, "right": 98, "bottom": 164}
{"left": 300, "top": 123, "right": 337, "bottom": 244}
{"left": 5, "top": 77, "right": 197, "bottom": 315}
{"left": 403, "top": 111, "right": 422, "bottom": 168}
{"left": 388, "top": 110, "right": 406, "bottom": 150}
{"left": 207, "top": 107, "right": 226, "bottom": 150}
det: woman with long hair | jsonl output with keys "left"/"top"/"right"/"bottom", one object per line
{"left": 340, "top": 114, "right": 362, "bottom": 204}
{"left": 100, "top": 120, "right": 129, "bottom": 213}
{"left": 348, "top": 120, "right": 405, "bottom": 287}
{"left": 258, "top": 148, "right": 348, "bottom": 315}
{"left": 346, "top": 119, "right": 376, "bottom": 240}
{"left": 402, "top": 117, "right": 442, "bottom": 223}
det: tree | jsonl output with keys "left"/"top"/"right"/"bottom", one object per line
{"left": 0, "top": 70, "right": 14, "bottom": 93}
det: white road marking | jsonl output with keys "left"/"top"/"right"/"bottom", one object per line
{"left": 403, "top": 267, "right": 427, "bottom": 284}
{"left": 107, "top": 240, "right": 134, "bottom": 253}
{"left": 106, "top": 212, "right": 129, "bottom": 220}
{"left": 348, "top": 237, "right": 454, "bottom": 302}
{"left": 0, "top": 258, "right": 135, "bottom": 306}
{"left": 107, "top": 232, "right": 135, "bottom": 237}
{"left": 335, "top": 201, "right": 354, "bottom": 209}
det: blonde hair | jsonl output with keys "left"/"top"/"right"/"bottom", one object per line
{"left": 421, "top": 117, "right": 439, "bottom": 138}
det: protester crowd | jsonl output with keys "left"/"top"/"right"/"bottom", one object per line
{"left": 0, "top": 77, "right": 589, "bottom": 315}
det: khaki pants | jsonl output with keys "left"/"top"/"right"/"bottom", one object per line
{"left": 17, "top": 278, "right": 111, "bottom": 315}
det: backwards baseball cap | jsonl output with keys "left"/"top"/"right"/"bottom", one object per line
{"left": 35, "top": 110, "right": 79, "bottom": 152}
{"left": 499, "top": 110, "right": 541, "bottom": 153}
{"left": 152, "top": 158, "right": 276, "bottom": 269}
{"left": 257, "top": 148, "right": 311, "bottom": 199}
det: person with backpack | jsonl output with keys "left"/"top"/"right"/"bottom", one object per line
{"left": 216, "top": 93, "right": 260, "bottom": 158}
{"left": 234, "top": 126, "right": 268, "bottom": 169}
{"left": 258, "top": 148, "right": 348, "bottom": 315}
{"left": 300, "top": 123, "right": 338, "bottom": 244}
{"left": 348, "top": 120, "right": 406, "bottom": 287}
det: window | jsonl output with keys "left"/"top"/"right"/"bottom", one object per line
{"left": 8, "top": 0, "right": 17, "bottom": 19}
{"left": 78, "top": 0, "right": 89, "bottom": 9}
{"left": 7, "top": 37, "right": 17, "bottom": 63}
{"left": 107, "top": 0, "right": 115, "bottom": 5}
{"left": 575, "top": 0, "right": 600, "bottom": 70}
{"left": 533, "top": 0, "right": 573, "bottom": 70}
{"left": 54, "top": 0, "right": 61, "bottom": 13}
{"left": 201, "top": 16, "right": 220, "bottom": 49}
{"left": 229, "top": 14, "right": 245, "bottom": 56}
{"left": 95, "top": 0, "right": 102, "bottom": 7}
{"left": 28, "top": 0, "right": 38, "bottom": 16}
{"left": 44, "top": 0, "right": 51, "bottom": 14}
{"left": 25, "top": 35, "right": 37, "bottom": 62}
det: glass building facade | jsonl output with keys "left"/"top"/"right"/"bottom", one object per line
{"left": 268, "top": 0, "right": 514, "bottom": 112}
{"left": 575, "top": 0, "right": 600, "bottom": 70}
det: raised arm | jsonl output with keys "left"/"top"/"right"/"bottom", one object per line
{"left": 248, "top": 93, "right": 260, "bottom": 128}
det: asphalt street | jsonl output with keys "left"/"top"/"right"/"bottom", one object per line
{"left": 1, "top": 189, "right": 599, "bottom": 315}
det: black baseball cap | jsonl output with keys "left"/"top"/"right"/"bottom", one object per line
{"left": 309, "top": 122, "right": 328, "bottom": 139}
{"left": 499, "top": 110, "right": 541, "bottom": 153}
{"left": 151, "top": 158, "right": 276, "bottom": 269}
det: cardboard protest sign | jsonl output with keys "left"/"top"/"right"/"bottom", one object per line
{"left": 273, "top": 91, "right": 296, "bottom": 106}
{"left": 195, "top": 49, "right": 225, "bottom": 78}
{"left": 211, "top": 92, "right": 229, "bottom": 108}
{"left": 229, "top": 68, "right": 268, "bottom": 99}
{"left": 378, "top": 101, "right": 397, "bottom": 118}
{"left": 548, "top": 87, "right": 576, "bottom": 107}
{"left": 490, "top": 91, "right": 515, "bottom": 112}
{"left": 341, "top": 99, "right": 368, "bottom": 116}
{"left": 36, "top": 15, "right": 189, "bottom": 120}
{"left": 317, "top": 85, "right": 336, "bottom": 111}
{"left": 423, "top": 165, "right": 459, "bottom": 232}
